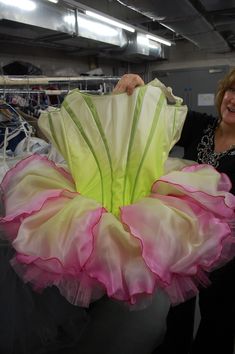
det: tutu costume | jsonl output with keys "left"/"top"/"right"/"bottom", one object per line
{"left": 1, "top": 78, "right": 235, "bottom": 320}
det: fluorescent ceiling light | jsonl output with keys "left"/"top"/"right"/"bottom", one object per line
{"left": 85, "top": 10, "right": 135, "bottom": 33}
{"left": 47, "top": 0, "right": 59, "bottom": 3}
{"left": 0, "top": 0, "right": 36, "bottom": 10}
{"left": 146, "top": 34, "right": 172, "bottom": 46}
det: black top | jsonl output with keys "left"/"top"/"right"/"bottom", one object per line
{"left": 178, "top": 111, "right": 235, "bottom": 195}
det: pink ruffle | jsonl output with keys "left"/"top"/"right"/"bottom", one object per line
{"left": 1, "top": 154, "right": 73, "bottom": 191}
{"left": 121, "top": 194, "right": 235, "bottom": 304}
{"left": 3, "top": 196, "right": 106, "bottom": 307}
{"left": 1, "top": 157, "right": 235, "bottom": 307}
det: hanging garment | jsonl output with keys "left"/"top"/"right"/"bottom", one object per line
{"left": 0, "top": 102, "right": 37, "bottom": 182}
{"left": 0, "top": 102, "right": 32, "bottom": 152}
{"left": 1, "top": 79, "right": 235, "bottom": 310}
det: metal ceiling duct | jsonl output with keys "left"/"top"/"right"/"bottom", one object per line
{"left": 0, "top": 0, "right": 165, "bottom": 61}
{"left": 123, "top": 32, "right": 165, "bottom": 60}
{"left": 76, "top": 12, "right": 127, "bottom": 47}
{"left": 0, "top": 1, "right": 127, "bottom": 49}
{"left": 105, "top": 32, "right": 166, "bottom": 62}
{"left": 0, "top": 1, "right": 76, "bottom": 35}
{"left": 116, "top": 0, "right": 231, "bottom": 53}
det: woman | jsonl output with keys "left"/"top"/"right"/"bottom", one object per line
{"left": 113, "top": 71, "right": 235, "bottom": 354}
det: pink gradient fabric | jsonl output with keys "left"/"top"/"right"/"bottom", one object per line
{"left": 1, "top": 155, "right": 235, "bottom": 307}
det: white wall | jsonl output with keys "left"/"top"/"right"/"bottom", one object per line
{"left": 131, "top": 40, "right": 235, "bottom": 82}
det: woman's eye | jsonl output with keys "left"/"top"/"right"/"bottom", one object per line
{"left": 228, "top": 87, "right": 235, "bottom": 93}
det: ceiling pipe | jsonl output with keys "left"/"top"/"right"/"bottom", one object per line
{"left": 116, "top": 0, "right": 231, "bottom": 53}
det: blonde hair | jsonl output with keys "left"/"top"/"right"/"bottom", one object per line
{"left": 216, "top": 68, "right": 235, "bottom": 120}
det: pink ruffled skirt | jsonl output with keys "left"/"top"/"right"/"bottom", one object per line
{"left": 1, "top": 155, "right": 235, "bottom": 308}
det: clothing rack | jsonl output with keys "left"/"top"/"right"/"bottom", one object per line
{"left": 0, "top": 75, "right": 121, "bottom": 98}
{"left": 0, "top": 75, "right": 120, "bottom": 86}
{"left": 0, "top": 75, "right": 120, "bottom": 85}
{"left": 0, "top": 89, "right": 101, "bottom": 95}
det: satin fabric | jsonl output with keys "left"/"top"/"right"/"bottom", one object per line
{"left": 1, "top": 80, "right": 235, "bottom": 307}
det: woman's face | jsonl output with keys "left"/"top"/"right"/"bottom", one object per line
{"left": 220, "top": 85, "right": 235, "bottom": 125}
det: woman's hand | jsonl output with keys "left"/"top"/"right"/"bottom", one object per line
{"left": 113, "top": 74, "right": 145, "bottom": 95}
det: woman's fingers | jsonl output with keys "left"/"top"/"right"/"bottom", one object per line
{"left": 113, "top": 74, "right": 145, "bottom": 95}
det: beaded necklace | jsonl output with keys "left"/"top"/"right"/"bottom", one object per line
{"left": 197, "top": 122, "right": 235, "bottom": 168}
